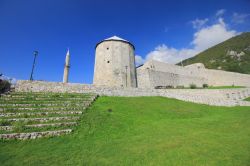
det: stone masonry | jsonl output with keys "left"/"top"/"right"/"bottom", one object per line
{"left": 137, "top": 60, "right": 250, "bottom": 88}
{"left": 93, "top": 36, "right": 250, "bottom": 89}
{"left": 15, "top": 80, "right": 250, "bottom": 107}
{"left": 93, "top": 36, "right": 137, "bottom": 88}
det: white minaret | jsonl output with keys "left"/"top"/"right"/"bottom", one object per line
{"left": 63, "top": 49, "right": 70, "bottom": 83}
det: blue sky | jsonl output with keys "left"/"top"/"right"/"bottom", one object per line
{"left": 0, "top": 0, "right": 249, "bottom": 83}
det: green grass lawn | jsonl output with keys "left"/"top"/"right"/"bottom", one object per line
{"left": 207, "top": 86, "right": 246, "bottom": 89}
{"left": 1, "top": 96, "right": 250, "bottom": 166}
{"left": 164, "top": 85, "right": 246, "bottom": 89}
{"left": 244, "top": 97, "right": 250, "bottom": 101}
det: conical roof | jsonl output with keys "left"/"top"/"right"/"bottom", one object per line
{"left": 104, "top": 36, "right": 129, "bottom": 42}
{"left": 66, "top": 48, "right": 70, "bottom": 56}
{"left": 96, "top": 36, "right": 135, "bottom": 50}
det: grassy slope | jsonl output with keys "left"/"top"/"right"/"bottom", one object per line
{"left": 179, "top": 32, "right": 250, "bottom": 74}
{"left": 207, "top": 86, "right": 245, "bottom": 89}
{"left": 244, "top": 97, "right": 250, "bottom": 101}
{"left": 1, "top": 96, "right": 250, "bottom": 166}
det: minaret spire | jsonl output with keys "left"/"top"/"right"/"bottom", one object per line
{"left": 63, "top": 48, "right": 70, "bottom": 83}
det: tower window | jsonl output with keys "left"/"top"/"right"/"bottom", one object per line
{"left": 107, "top": 47, "right": 109, "bottom": 50}
{"left": 107, "top": 61, "right": 110, "bottom": 63}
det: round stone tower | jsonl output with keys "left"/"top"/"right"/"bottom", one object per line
{"left": 93, "top": 36, "right": 137, "bottom": 88}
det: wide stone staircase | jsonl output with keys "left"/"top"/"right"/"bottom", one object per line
{"left": 0, "top": 92, "right": 97, "bottom": 140}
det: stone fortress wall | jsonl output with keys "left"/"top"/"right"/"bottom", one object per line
{"left": 137, "top": 60, "right": 250, "bottom": 88}
{"left": 93, "top": 37, "right": 137, "bottom": 88}
{"left": 93, "top": 36, "right": 250, "bottom": 89}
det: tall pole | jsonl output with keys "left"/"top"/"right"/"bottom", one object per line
{"left": 125, "top": 65, "right": 128, "bottom": 87}
{"left": 30, "top": 51, "right": 38, "bottom": 81}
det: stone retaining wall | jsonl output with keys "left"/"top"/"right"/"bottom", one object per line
{"left": 15, "top": 80, "right": 250, "bottom": 107}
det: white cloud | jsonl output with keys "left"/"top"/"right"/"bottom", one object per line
{"left": 145, "top": 45, "right": 198, "bottom": 64}
{"left": 135, "top": 55, "right": 145, "bottom": 66}
{"left": 216, "top": 9, "right": 226, "bottom": 17}
{"left": 232, "top": 12, "right": 250, "bottom": 24}
{"left": 191, "top": 18, "right": 209, "bottom": 29}
{"left": 192, "top": 18, "right": 237, "bottom": 51}
{"left": 136, "top": 17, "right": 237, "bottom": 65}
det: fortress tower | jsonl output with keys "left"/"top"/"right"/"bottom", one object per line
{"left": 93, "top": 36, "right": 137, "bottom": 87}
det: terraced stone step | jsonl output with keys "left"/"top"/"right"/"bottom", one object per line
{"left": 1, "top": 94, "right": 94, "bottom": 98}
{"left": 0, "top": 95, "right": 97, "bottom": 100}
{"left": 0, "top": 100, "right": 95, "bottom": 104}
{"left": 0, "top": 102, "right": 91, "bottom": 107}
{"left": 25, "top": 122, "right": 77, "bottom": 128}
{"left": 0, "top": 111, "right": 83, "bottom": 117}
{"left": 2, "top": 91, "right": 95, "bottom": 95}
{"left": 0, "top": 122, "right": 77, "bottom": 131}
{"left": 236, "top": 101, "right": 250, "bottom": 106}
{"left": 1, "top": 93, "right": 96, "bottom": 97}
{"left": 0, "top": 96, "right": 97, "bottom": 101}
{"left": 0, "top": 92, "right": 98, "bottom": 139}
{"left": 0, "top": 129, "right": 72, "bottom": 140}
{"left": 0, "top": 126, "right": 12, "bottom": 131}
{"left": 4, "top": 92, "right": 95, "bottom": 96}
{"left": 0, "top": 97, "right": 95, "bottom": 101}
{"left": 5, "top": 116, "right": 80, "bottom": 122}
{"left": 0, "top": 107, "right": 85, "bottom": 112}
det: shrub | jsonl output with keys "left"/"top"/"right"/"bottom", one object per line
{"left": 23, "top": 113, "right": 29, "bottom": 118}
{"left": 154, "top": 85, "right": 174, "bottom": 89}
{"left": 190, "top": 84, "right": 197, "bottom": 89}
{"left": 203, "top": 84, "right": 209, "bottom": 88}
{"left": 13, "top": 122, "right": 26, "bottom": 132}
{"left": 154, "top": 86, "right": 163, "bottom": 89}
{"left": 0, "top": 79, "right": 11, "bottom": 93}
{"left": 166, "top": 85, "right": 174, "bottom": 89}
{"left": 176, "top": 85, "right": 185, "bottom": 89}
{"left": 0, "top": 119, "right": 11, "bottom": 126}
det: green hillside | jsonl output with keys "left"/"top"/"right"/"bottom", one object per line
{"left": 179, "top": 32, "right": 250, "bottom": 74}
